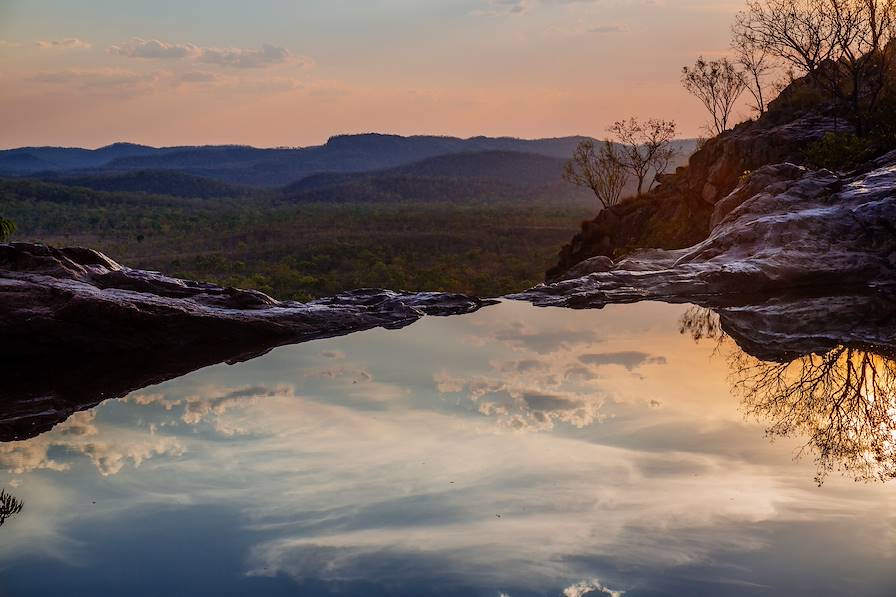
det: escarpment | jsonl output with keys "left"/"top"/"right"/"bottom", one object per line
{"left": 547, "top": 76, "right": 857, "bottom": 281}
{"left": 520, "top": 150, "right": 896, "bottom": 307}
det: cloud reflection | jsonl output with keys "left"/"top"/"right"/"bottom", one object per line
{"left": 1, "top": 301, "right": 894, "bottom": 595}
{"left": 0, "top": 411, "right": 183, "bottom": 476}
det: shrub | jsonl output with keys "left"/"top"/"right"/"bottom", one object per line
{"left": 0, "top": 217, "right": 14, "bottom": 242}
{"left": 805, "top": 133, "right": 873, "bottom": 171}
{"left": 867, "top": 91, "right": 896, "bottom": 151}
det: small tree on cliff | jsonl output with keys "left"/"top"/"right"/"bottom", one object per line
{"left": 733, "top": 29, "right": 777, "bottom": 115}
{"left": 826, "top": 0, "right": 896, "bottom": 135}
{"left": 0, "top": 217, "right": 14, "bottom": 242}
{"left": 607, "top": 118, "right": 678, "bottom": 196}
{"left": 682, "top": 57, "right": 748, "bottom": 134}
{"left": 564, "top": 139, "right": 629, "bottom": 210}
{"left": 732, "top": 0, "right": 895, "bottom": 135}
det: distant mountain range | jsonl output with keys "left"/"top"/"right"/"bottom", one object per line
{"left": 0, "top": 134, "right": 698, "bottom": 204}
{"left": 0, "top": 134, "right": 598, "bottom": 186}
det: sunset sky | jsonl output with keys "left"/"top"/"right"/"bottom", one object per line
{"left": 0, "top": 1, "right": 744, "bottom": 148}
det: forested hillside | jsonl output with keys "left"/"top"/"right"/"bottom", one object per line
{"left": 1, "top": 134, "right": 697, "bottom": 298}
{"left": 0, "top": 176, "right": 593, "bottom": 299}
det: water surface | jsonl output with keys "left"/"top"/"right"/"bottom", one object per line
{"left": 1, "top": 301, "right": 893, "bottom": 596}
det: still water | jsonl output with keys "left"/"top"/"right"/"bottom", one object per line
{"left": 0, "top": 301, "right": 893, "bottom": 596}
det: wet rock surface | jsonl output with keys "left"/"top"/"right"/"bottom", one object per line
{"left": 516, "top": 153, "right": 896, "bottom": 308}
{"left": 681, "top": 292, "right": 896, "bottom": 362}
{"left": 0, "top": 243, "right": 493, "bottom": 441}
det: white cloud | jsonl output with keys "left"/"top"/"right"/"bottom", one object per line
{"left": 0, "top": 411, "right": 183, "bottom": 477}
{"left": 578, "top": 351, "right": 667, "bottom": 371}
{"left": 107, "top": 38, "right": 305, "bottom": 69}
{"left": 199, "top": 43, "right": 295, "bottom": 69}
{"left": 0, "top": 40, "right": 21, "bottom": 48}
{"left": 129, "top": 385, "right": 290, "bottom": 432}
{"left": 563, "top": 579, "right": 625, "bottom": 597}
{"left": 36, "top": 38, "right": 91, "bottom": 49}
{"left": 108, "top": 38, "right": 198, "bottom": 59}
{"left": 434, "top": 370, "right": 466, "bottom": 393}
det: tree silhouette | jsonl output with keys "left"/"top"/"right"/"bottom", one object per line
{"left": 0, "top": 489, "right": 23, "bottom": 527}
{"left": 732, "top": 27, "right": 777, "bottom": 115}
{"left": 681, "top": 57, "right": 748, "bottom": 134}
{"left": 732, "top": 345, "right": 896, "bottom": 484}
{"left": 680, "top": 306, "right": 896, "bottom": 484}
{"left": 607, "top": 117, "right": 678, "bottom": 196}
{"left": 735, "top": 0, "right": 839, "bottom": 77}
{"left": 563, "top": 139, "right": 629, "bottom": 210}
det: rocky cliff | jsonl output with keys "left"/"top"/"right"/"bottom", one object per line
{"left": 517, "top": 150, "right": 896, "bottom": 307}
{"left": 547, "top": 85, "right": 853, "bottom": 280}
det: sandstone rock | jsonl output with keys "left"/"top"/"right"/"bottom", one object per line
{"left": 518, "top": 155, "right": 896, "bottom": 306}
{"left": 561, "top": 255, "right": 614, "bottom": 279}
{"left": 687, "top": 114, "right": 848, "bottom": 205}
{"left": 710, "top": 163, "right": 808, "bottom": 228}
{"left": 547, "top": 102, "right": 851, "bottom": 280}
{"left": 0, "top": 243, "right": 494, "bottom": 440}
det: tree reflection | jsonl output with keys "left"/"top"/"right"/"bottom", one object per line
{"left": 0, "top": 489, "right": 23, "bottom": 527}
{"left": 680, "top": 306, "right": 896, "bottom": 484}
{"left": 678, "top": 306, "right": 723, "bottom": 343}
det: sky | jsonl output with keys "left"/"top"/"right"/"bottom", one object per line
{"left": 0, "top": 1, "right": 746, "bottom": 148}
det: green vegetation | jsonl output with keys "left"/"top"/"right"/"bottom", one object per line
{"left": 806, "top": 91, "right": 896, "bottom": 171}
{"left": 52, "top": 170, "right": 258, "bottom": 199}
{"left": 0, "top": 215, "right": 13, "bottom": 242}
{"left": 806, "top": 133, "right": 873, "bottom": 171}
{"left": 0, "top": 177, "right": 591, "bottom": 299}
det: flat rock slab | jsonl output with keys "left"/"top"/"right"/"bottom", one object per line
{"left": 0, "top": 243, "right": 494, "bottom": 441}
{"left": 514, "top": 153, "right": 896, "bottom": 308}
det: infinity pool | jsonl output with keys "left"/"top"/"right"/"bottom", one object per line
{"left": 1, "top": 300, "right": 893, "bottom": 596}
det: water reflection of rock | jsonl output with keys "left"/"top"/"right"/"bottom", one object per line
{"left": 0, "top": 489, "right": 23, "bottom": 528}
{"left": 680, "top": 294, "right": 896, "bottom": 484}
{"left": 0, "top": 244, "right": 493, "bottom": 442}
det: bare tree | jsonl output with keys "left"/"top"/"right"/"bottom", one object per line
{"left": 563, "top": 139, "right": 629, "bottom": 210}
{"left": 679, "top": 307, "right": 896, "bottom": 485}
{"left": 827, "top": 0, "right": 896, "bottom": 134}
{"left": 682, "top": 57, "right": 748, "bottom": 135}
{"left": 732, "top": 0, "right": 895, "bottom": 133}
{"left": 732, "top": 28, "right": 777, "bottom": 114}
{"left": 733, "top": 345, "right": 896, "bottom": 484}
{"left": 0, "top": 490, "right": 23, "bottom": 528}
{"left": 735, "top": 0, "right": 839, "bottom": 76}
{"left": 607, "top": 118, "right": 678, "bottom": 196}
